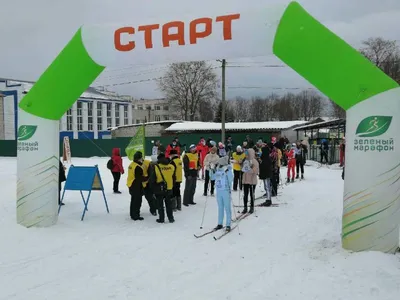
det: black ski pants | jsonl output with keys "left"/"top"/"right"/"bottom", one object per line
{"left": 243, "top": 184, "right": 256, "bottom": 208}
{"left": 143, "top": 186, "right": 157, "bottom": 214}
{"left": 296, "top": 161, "right": 304, "bottom": 175}
{"left": 204, "top": 170, "right": 215, "bottom": 195}
{"left": 183, "top": 176, "right": 197, "bottom": 205}
{"left": 129, "top": 188, "right": 143, "bottom": 219}
{"left": 156, "top": 193, "right": 174, "bottom": 222}
{"left": 111, "top": 172, "right": 121, "bottom": 192}
{"left": 233, "top": 170, "right": 243, "bottom": 191}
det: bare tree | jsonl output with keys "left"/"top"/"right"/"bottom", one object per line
{"left": 198, "top": 99, "right": 215, "bottom": 122}
{"left": 295, "top": 90, "right": 324, "bottom": 121}
{"left": 214, "top": 101, "right": 235, "bottom": 122}
{"left": 329, "top": 99, "right": 346, "bottom": 119}
{"left": 231, "top": 96, "right": 250, "bottom": 121}
{"left": 271, "top": 93, "right": 298, "bottom": 121}
{"left": 158, "top": 61, "right": 218, "bottom": 121}
{"left": 360, "top": 37, "right": 400, "bottom": 83}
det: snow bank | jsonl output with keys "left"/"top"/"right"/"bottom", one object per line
{"left": 0, "top": 157, "right": 399, "bottom": 300}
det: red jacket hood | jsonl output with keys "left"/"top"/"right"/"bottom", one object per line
{"left": 112, "top": 148, "right": 120, "bottom": 156}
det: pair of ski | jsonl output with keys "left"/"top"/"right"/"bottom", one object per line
{"left": 194, "top": 213, "right": 250, "bottom": 240}
{"left": 233, "top": 203, "right": 279, "bottom": 208}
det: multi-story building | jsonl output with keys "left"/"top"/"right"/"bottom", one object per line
{"left": 0, "top": 79, "right": 133, "bottom": 140}
{"left": 132, "top": 98, "right": 171, "bottom": 124}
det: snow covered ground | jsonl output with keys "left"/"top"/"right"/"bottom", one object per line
{"left": 0, "top": 156, "right": 399, "bottom": 300}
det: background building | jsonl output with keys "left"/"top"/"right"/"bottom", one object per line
{"left": 132, "top": 98, "right": 171, "bottom": 123}
{"left": 0, "top": 79, "right": 133, "bottom": 140}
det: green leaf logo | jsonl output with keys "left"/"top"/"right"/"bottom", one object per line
{"left": 356, "top": 116, "right": 392, "bottom": 137}
{"left": 18, "top": 125, "right": 37, "bottom": 141}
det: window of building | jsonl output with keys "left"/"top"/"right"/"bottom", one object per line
{"left": 155, "top": 105, "right": 161, "bottom": 111}
{"left": 66, "top": 108, "right": 73, "bottom": 131}
{"left": 155, "top": 115, "right": 161, "bottom": 122}
{"left": 77, "top": 101, "right": 83, "bottom": 131}
{"left": 106, "top": 103, "right": 112, "bottom": 128}
{"left": 88, "top": 102, "right": 93, "bottom": 131}
{"left": 97, "top": 102, "right": 103, "bottom": 131}
{"left": 136, "top": 119, "right": 142, "bottom": 124}
{"left": 124, "top": 106, "right": 128, "bottom": 124}
{"left": 115, "top": 104, "right": 120, "bottom": 127}
{"left": 163, "top": 105, "right": 169, "bottom": 111}
{"left": 137, "top": 105, "right": 143, "bottom": 110}
{"left": 163, "top": 115, "right": 169, "bottom": 121}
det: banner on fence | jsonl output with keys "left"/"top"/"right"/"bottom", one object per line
{"left": 63, "top": 136, "right": 72, "bottom": 163}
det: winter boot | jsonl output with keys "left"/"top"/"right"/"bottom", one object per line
{"left": 176, "top": 196, "right": 182, "bottom": 211}
{"left": 171, "top": 197, "right": 177, "bottom": 211}
{"left": 214, "top": 224, "right": 223, "bottom": 230}
{"left": 226, "top": 226, "right": 231, "bottom": 232}
{"left": 301, "top": 174, "right": 304, "bottom": 180}
{"left": 156, "top": 219, "right": 164, "bottom": 223}
{"left": 132, "top": 216, "right": 144, "bottom": 221}
{"left": 241, "top": 207, "right": 248, "bottom": 214}
{"left": 291, "top": 178, "right": 294, "bottom": 183}
{"left": 249, "top": 206, "right": 254, "bottom": 214}
{"left": 296, "top": 174, "right": 299, "bottom": 179}
{"left": 286, "top": 178, "right": 290, "bottom": 183}
{"left": 169, "top": 218, "right": 175, "bottom": 223}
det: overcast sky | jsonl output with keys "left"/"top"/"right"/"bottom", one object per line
{"left": 1, "top": 0, "right": 399, "bottom": 99}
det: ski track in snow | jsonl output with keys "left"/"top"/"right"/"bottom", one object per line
{"left": 0, "top": 157, "right": 399, "bottom": 300}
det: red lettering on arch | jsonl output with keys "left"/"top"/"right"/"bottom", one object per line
{"left": 114, "top": 27, "right": 135, "bottom": 51}
{"left": 162, "top": 21, "right": 185, "bottom": 47}
{"left": 189, "top": 17, "right": 212, "bottom": 44}
{"left": 138, "top": 24, "right": 160, "bottom": 49}
{"left": 216, "top": 14, "right": 240, "bottom": 40}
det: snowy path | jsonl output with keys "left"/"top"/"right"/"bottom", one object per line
{"left": 0, "top": 157, "right": 399, "bottom": 300}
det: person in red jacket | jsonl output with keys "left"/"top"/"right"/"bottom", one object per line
{"left": 196, "top": 138, "right": 208, "bottom": 179}
{"left": 111, "top": 148, "right": 124, "bottom": 193}
{"left": 165, "top": 139, "right": 181, "bottom": 159}
{"left": 286, "top": 143, "right": 296, "bottom": 183}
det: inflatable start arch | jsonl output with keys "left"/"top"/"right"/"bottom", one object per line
{"left": 17, "top": 2, "right": 399, "bottom": 253}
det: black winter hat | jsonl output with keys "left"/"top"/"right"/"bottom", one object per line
{"left": 157, "top": 152, "right": 165, "bottom": 160}
{"left": 134, "top": 151, "right": 143, "bottom": 161}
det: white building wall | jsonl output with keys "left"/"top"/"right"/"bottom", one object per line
{"left": 119, "top": 105, "right": 124, "bottom": 126}
{"left": 102, "top": 103, "right": 107, "bottom": 131}
{"left": 128, "top": 104, "right": 133, "bottom": 125}
{"left": 93, "top": 101, "right": 98, "bottom": 139}
{"left": 72, "top": 102, "right": 78, "bottom": 139}
{"left": 82, "top": 102, "right": 88, "bottom": 131}
{"left": 111, "top": 103, "right": 116, "bottom": 127}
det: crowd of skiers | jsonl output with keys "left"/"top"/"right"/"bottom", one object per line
{"left": 108, "top": 135, "right": 309, "bottom": 232}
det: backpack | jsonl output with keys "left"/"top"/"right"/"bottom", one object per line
{"left": 107, "top": 158, "right": 114, "bottom": 170}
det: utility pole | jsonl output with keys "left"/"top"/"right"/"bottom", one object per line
{"left": 221, "top": 59, "right": 226, "bottom": 143}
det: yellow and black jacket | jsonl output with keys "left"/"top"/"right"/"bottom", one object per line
{"left": 150, "top": 156, "right": 175, "bottom": 195}
{"left": 126, "top": 160, "right": 144, "bottom": 194}
{"left": 183, "top": 152, "right": 199, "bottom": 177}
{"left": 170, "top": 156, "right": 183, "bottom": 183}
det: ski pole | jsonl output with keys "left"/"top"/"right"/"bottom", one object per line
{"left": 251, "top": 184, "right": 258, "bottom": 218}
{"left": 230, "top": 194, "right": 241, "bottom": 236}
{"left": 199, "top": 189, "right": 209, "bottom": 229}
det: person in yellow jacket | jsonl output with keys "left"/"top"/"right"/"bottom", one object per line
{"left": 169, "top": 149, "right": 183, "bottom": 211}
{"left": 150, "top": 152, "right": 176, "bottom": 223}
{"left": 231, "top": 146, "right": 246, "bottom": 191}
{"left": 126, "top": 151, "right": 144, "bottom": 221}
{"left": 182, "top": 144, "right": 200, "bottom": 206}
{"left": 141, "top": 157, "right": 158, "bottom": 216}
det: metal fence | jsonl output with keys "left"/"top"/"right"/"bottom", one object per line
{"left": 308, "top": 143, "right": 341, "bottom": 164}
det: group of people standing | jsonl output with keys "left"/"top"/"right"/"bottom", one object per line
{"left": 108, "top": 135, "right": 308, "bottom": 233}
